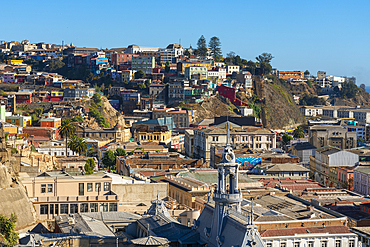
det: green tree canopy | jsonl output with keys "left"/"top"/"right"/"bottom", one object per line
{"left": 102, "top": 150, "right": 116, "bottom": 170}
{"left": 293, "top": 126, "right": 305, "bottom": 138}
{"left": 197, "top": 35, "right": 208, "bottom": 57}
{"left": 68, "top": 136, "right": 88, "bottom": 156}
{"left": 282, "top": 134, "right": 293, "bottom": 145}
{"left": 135, "top": 70, "right": 146, "bottom": 79}
{"left": 84, "top": 158, "right": 95, "bottom": 175}
{"left": 115, "top": 148, "right": 126, "bottom": 157}
{"left": 209, "top": 36, "right": 222, "bottom": 61}
{"left": 58, "top": 119, "right": 76, "bottom": 156}
{"left": 0, "top": 213, "right": 18, "bottom": 246}
{"left": 184, "top": 49, "right": 190, "bottom": 57}
{"left": 165, "top": 61, "right": 170, "bottom": 73}
{"left": 256, "top": 53, "right": 274, "bottom": 75}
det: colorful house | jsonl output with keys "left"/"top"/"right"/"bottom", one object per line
{"left": 40, "top": 117, "right": 62, "bottom": 128}
{"left": 6, "top": 115, "right": 32, "bottom": 127}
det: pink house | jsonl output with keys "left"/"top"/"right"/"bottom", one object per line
{"left": 337, "top": 166, "right": 355, "bottom": 190}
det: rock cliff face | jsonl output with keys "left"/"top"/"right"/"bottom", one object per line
{"left": 182, "top": 95, "right": 237, "bottom": 122}
{"left": 101, "top": 96, "right": 126, "bottom": 128}
{"left": 0, "top": 124, "right": 37, "bottom": 230}
{"left": 261, "top": 82, "right": 305, "bottom": 129}
{"left": 0, "top": 165, "right": 37, "bottom": 230}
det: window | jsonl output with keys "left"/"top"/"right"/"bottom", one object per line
{"left": 55, "top": 204, "right": 58, "bottom": 215}
{"left": 100, "top": 203, "right": 108, "bottom": 212}
{"left": 87, "top": 183, "right": 93, "bottom": 192}
{"left": 95, "top": 183, "right": 101, "bottom": 192}
{"left": 70, "top": 204, "right": 78, "bottom": 213}
{"left": 41, "top": 184, "right": 46, "bottom": 193}
{"left": 335, "top": 240, "right": 341, "bottom": 247}
{"left": 80, "top": 203, "right": 89, "bottom": 213}
{"left": 280, "top": 243, "right": 286, "bottom": 247}
{"left": 109, "top": 203, "right": 117, "bottom": 212}
{"left": 47, "top": 184, "right": 53, "bottom": 193}
{"left": 90, "top": 203, "right": 98, "bottom": 212}
{"left": 60, "top": 204, "right": 68, "bottom": 214}
{"left": 308, "top": 242, "right": 314, "bottom": 247}
{"left": 349, "top": 240, "right": 355, "bottom": 247}
{"left": 50, "top": 204, "right": 54, "bottom": 214}
{"left": 321, "top": 241, "right": 327, "bottom": 247}
{"left": 294, "top": 242, "right": 300, "bottom": 247}
{"left": 266, "top": 243, "right": 272, "bottom": 247}
{"left": 104, "top": 182, "right": 110, "bottom": 191}
{"left": 40, "top": 204, "right": 48, "bottom": 215}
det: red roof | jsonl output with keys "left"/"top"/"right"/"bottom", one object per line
{"left": 260, "top": 226, "right": 351, "bottom": 237}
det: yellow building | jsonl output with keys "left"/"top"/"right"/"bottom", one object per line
{"left": 163, "top": 176, "right": 209, "bottom": 210}
{"left": 21, "top": 172, "right": 118, "bottom": 220}
{"left": 7, "top": 59, "right": 23, "bottom": 65}
{"left": 177, "top": 61, "right": 212, "bottom": 75}
{"left": 50, "top": 90, "right": 63, "bottom": 97}
{"left": 61, "top": 80, "right": 81, "bottom": 89}
{"left": 134, "top": 127, "right": 172, "bottom": 144}
{"left": 3, "top": 125, "right": 18, "bottom": 134}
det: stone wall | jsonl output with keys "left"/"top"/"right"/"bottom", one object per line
{"left": 112, "top": 183, "right": 168, "bottom": 204}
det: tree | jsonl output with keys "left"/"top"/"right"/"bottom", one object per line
{"left": 84, "top": 158, "right": 95, "bottom": 175}
{"left": 360, "top": 84, "right": 366, "bottom": 90}
{"left": 34, "top": 108, "right": 43, "bottom": 116}
{"left": 0, "top": 213, "right": 18, "bottom": 246}
{"left": 209, "top": 36, "right": 222, "bottom": 61}
{"left": 197, "top": 35, "right": 207, "bottom": 57}
{"left": 282, "top": 134, "right": 293, "bottom": 145}
{"left": 102, "top": 150, "right": 116, "bottom": 170}
{"left": 71, "top": 115, "right": 84, "bottom": 122}
{"left": 293, "top": 126, "right": 305, "bottom": 138}
{"left": 68, "top": 136, "right": 88, "bottom": 156}
{"left": 306, "top": 80, "right": 312, "bottom": 88}
{"left": 115, "top": 148, "right": 126, "bottom": 157}
{"left": 165, "top": 61, "right": 170, "bottom": 73}
{"left": 135, "top": 70, "right": 146, "bottom": 79}
{"left": 184, "top": 49, "right": 190, "bottom": 57}
{"left": 304, "top": 70, "right": 310, "bottom": 76}
{"left": 58, "top": 119, "right": 76, "bottom": 156}
{"left": 256, "top": 53, "right": 274, "bottom": 75}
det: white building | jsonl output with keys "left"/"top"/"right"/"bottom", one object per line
{"left": 192, "top": 122, "right": 276, "bottom": 161}
{"left": 36, "top": 140, "right": 76, "bottom": 156}
{"left": 159, "top": 44, "right": 183, "bottom": 64}
{"left": 226, "top": 65, "right": 240, "bottom": 74}
{"left": 125, "top": 45, "right": 159, "bottom": 54}
{"left": 262, "top": 226, "right": 357, "bottom": 247}
{"left": 299, "top": 106, "right": 324, "bottom": 117}
{"left": 353, "top": 167, "right": 370, "bottom": 196}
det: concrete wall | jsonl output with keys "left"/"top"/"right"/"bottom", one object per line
{"left": 112, "top": 183, "right": 168, "bottom": 203}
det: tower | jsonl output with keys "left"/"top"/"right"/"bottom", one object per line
{"left": 208, "top": 122, "right": 243, "bottom": 245}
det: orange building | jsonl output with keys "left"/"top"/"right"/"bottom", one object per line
{"left": 40, "top": 117, "right": 62, "bottom": 128}
{"left": 278, "top": 70, "right": 304, "bottom": 80}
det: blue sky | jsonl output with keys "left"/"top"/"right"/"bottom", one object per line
{"left": 1, "top": 0, "right": 370, "bottom": 84}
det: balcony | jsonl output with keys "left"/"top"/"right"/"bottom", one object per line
{"left": 32, "top": 194, "right": 117, "bottom": 203}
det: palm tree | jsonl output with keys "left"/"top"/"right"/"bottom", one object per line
{"left": 293, "top": 126, "right": 305, "bottom": 138}
{"left": 74, "top": 137, "right": 88, "bottom": 156}
{"left": 68, "top": 136, "right": 88, "bottom": 156}
{"left": 58, "top": 119, "right": 76, "bottom": 156}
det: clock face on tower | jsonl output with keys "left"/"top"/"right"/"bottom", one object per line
{"left": 226, "top": 153, "right": 233, "bottom": 162}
